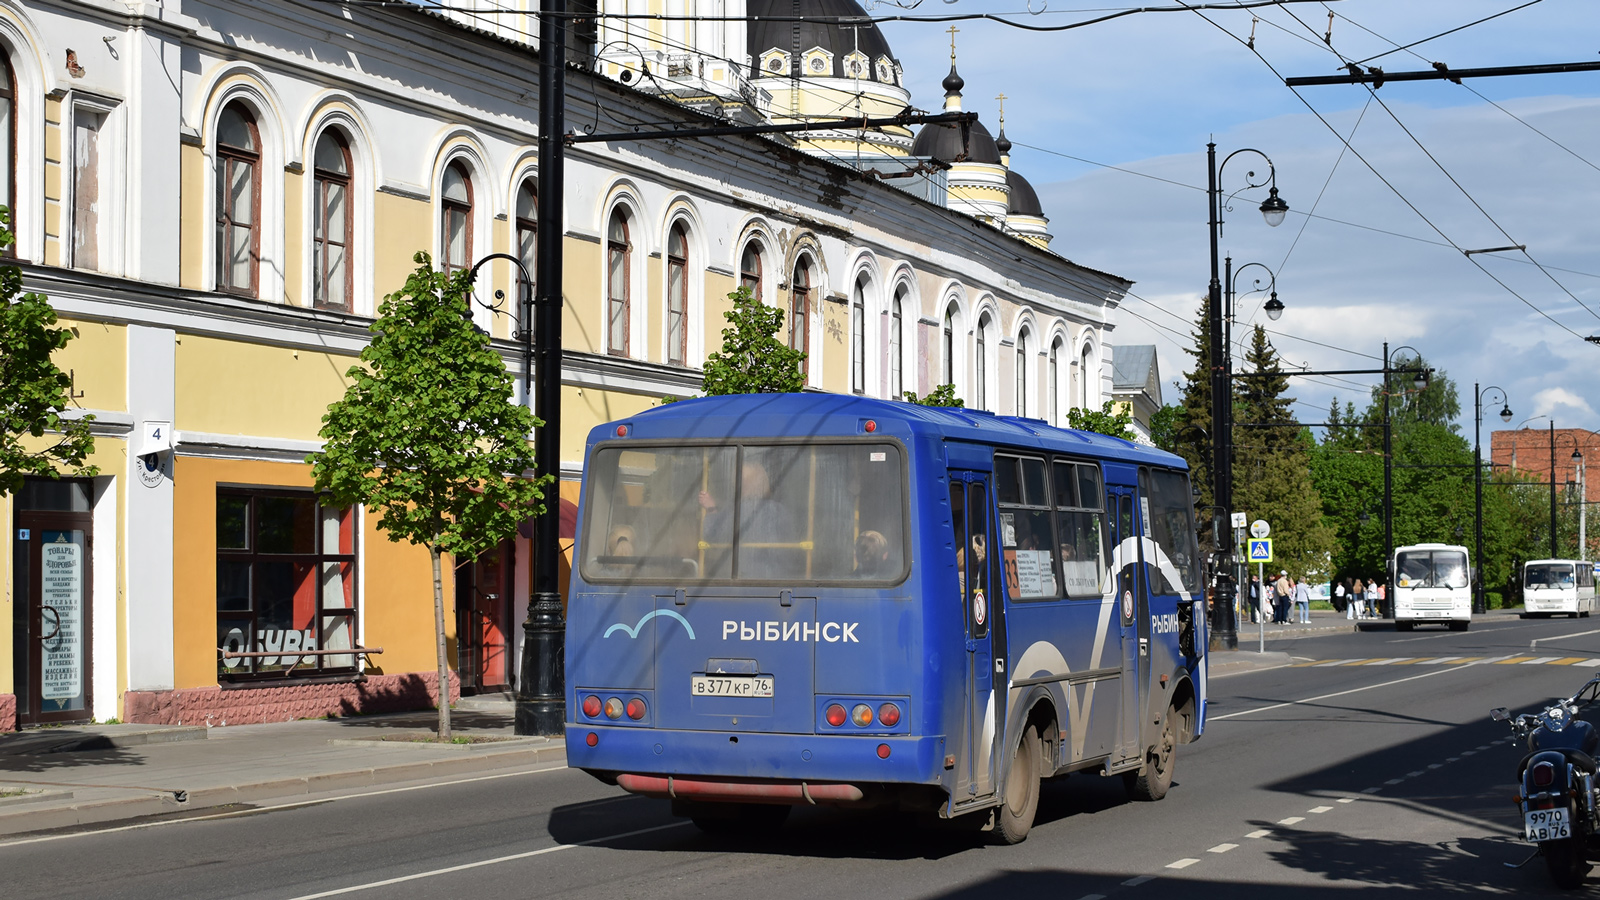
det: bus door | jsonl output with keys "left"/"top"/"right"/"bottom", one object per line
{"left": 950, "top": 472, "right": 1004, "bottom": 804}
{"left": 1108, "top": 484, "right": 1147, "bottom": 767}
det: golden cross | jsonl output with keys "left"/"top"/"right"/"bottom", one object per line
{"left": 947, "top": 25, "right": 959, "bottom": 61}
{"left": 996, "top": 93, "right": 1007, "bottom": 127}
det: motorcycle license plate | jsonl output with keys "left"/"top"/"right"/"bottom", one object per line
{"left": 1526, "top": 807, "right": 1571, "bottom": 841}
{"left": 691, "top": 675, "right": 774, "bottom": 698}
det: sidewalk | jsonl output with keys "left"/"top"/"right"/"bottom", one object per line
{"left": 0, "top": 696, "right": 566, "bottom": 838}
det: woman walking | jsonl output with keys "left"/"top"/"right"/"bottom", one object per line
{"left": 1352, "top": 578, "right": 1367, "bottom": 619}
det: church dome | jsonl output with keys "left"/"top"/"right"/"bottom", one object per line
{"left": 911, "top": 117, "right": 1001, "bottom": 164}
{"left": 1007, "top": 169, "right": 1044, "bottom": 217}
{"left": 749, "top": 0, "right": 900, "bottom": 83}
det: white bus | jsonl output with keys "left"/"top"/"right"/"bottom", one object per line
{"left": 1392, "top": 543, "right": 1472, "bottom": 632}
{"left": 1522, "top": 559, "right": 1599, "bottom": 619}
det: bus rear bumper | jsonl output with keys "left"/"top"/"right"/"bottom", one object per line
{"left": 616, "top": 774, "right": 869, "bottom": 806}
{"left": 567, "top": 727, "right": 946, "bottom": 791}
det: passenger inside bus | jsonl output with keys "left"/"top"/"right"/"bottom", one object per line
{"left": 854, "top": 530, "right": 892, "bottom": 578}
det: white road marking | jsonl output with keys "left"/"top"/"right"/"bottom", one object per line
{"left": 1123, "top": 875, "right": 1156, "bottom": 886}
{"left": 1245, "top": 829, "right": 1272, "bottom": 838}
{"left": 1208, "top": 843, "right": 1239, "bottom": 853}
{"left": 1530, "top": 629, "right": 1600, "bottom": 647}
{"left": 1522, "top": 657, "right": 1563, "bottom": 665}
{"left": 1075, "top": 895, "right": 1107, "bottom": 900}
{"left": 1309, "top": 806, "right": 1333, "bottom": 813}
{"left": 1361, "top": 787, "right": 1383, "bottom": 793}
{"left": 1407, "top": 770, "right": 1425, "bottom": 777}
{"left": 0, "top": 764, "right": 568, "bottom": 849}
{"left": 1210, "top": 666, "right": 1470, "bottom": 721}
{"left": 1278, "top": 816, "right": 1305, "bottom": 825}
{"left": 1461, "top": 750, "right": 1476, "bottom": 756}
{"left": 1447, "top": 757, "right": 1460, "bottom": 762}
{"left": 1166, "top": 859, "right": 1200, "bottom": 869}
{"left": 1476, "top": 745, "right": 1491, "bottom": 751}
{"left": 1416, "top": 656, "right": 1462, "bottom": 664}
{"left": 1313, "top": 659, "right": 1363, "bottom": 667}
{"left": 1385, "top": 779, "right": 1404, "bottom": 785}
{"left": 1427, "top": 763, "right": 1442, "bottom": 769}
{"left": 1338, "top": 798, "right": 1356, "bottom": 804}
{"left": 284, "top": 822, "right": 687, "bottom": 899}
{"left": 1578, "top": 659, "right": 1600, "bottom": 667}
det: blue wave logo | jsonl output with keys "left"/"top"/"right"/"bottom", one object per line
{"left": 604, "top": 609, "right": 697, "bottom": 640}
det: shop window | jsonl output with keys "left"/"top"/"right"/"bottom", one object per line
{"left": 215, "top": 102, "right": 261, "bottom": 296}
{"left": 441, "top": 161, "right": 473, "bottom": 276}
{"left": 216, "top": 490, "right": 358, "bottom": 680}
{"left": 312, "top": 130, "right": 353, "bottom": 311}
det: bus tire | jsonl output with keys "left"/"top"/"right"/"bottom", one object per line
{"left": 996, "top": 725, "right": 1041, "bottom": 844}
{"left": 1449, "top": 620, "right": 1469, "bottom": 632}
{"left": 1126, "top": 709, "right": 1177, "bottom": 802}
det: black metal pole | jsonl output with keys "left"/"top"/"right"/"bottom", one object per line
{"left": 1383, "top": 342, "right": 1393, "bottom": 619}
{"left": 1551, "top": 421, "right": 1559, "bottom": 559}
{"left": 1473, "top": 383, "right": 1485, "bottom": 614}
{"left": 1206, "top": 143, "right": 1237, "bottom": 651}
{"left": 517, "top": 0, "right": 567, "bottom": 737}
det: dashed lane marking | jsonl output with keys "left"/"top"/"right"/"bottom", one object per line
{"left": 1338, "top": 798, "right": 1356, "bottom": 804}
{"left": 1245, "top": 829, "right": 1271, "bottom": 838}
{"left": 1495, "top": 656, "right": 1537, "bottom": 665}
{"left": 1278, "top": 816, "right": 1306, "bottom": 825}
{"left": 1384, "top": 779, "right": 1405, "bottom": 785}
{"left": 1075, "top": 895, "right": 1107, "bottom": 900}
{"left": 1208, "top": 843, "right": 1239, "bottom": 853}
{"left": 1166, "top": 859, "right": 1201, "bottom": 870}
{"left": 1361, "top": 787, "right": 1383, "bottom": 794}
{"left": 1520, "top": 657, "right": 1562, "bottom": 665}
{"left": 1123, "top": 875, "right": 1156, "bottom": 887}
{"left": 1288, "top": 653, "right": 1600, "bottom": 668}
{"left": 1309, "top": 806, "right": 1333, "bottom": 813}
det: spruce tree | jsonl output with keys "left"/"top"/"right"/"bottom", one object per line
{"left": 1174, "top": 298, "right": 1217, "bottom": 552}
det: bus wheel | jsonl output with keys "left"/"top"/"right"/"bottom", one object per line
{"left": 682, "top": 801, "right": 790, "bottom": 835}
{"left": 1127, "top": 710, "right": 1176, "bottom": 802}
{"left": 996, "top": 725, "right": 1041, "bottom": 844}
{"left": 1449, "top": 620, "right": 1469, "bottom": 632}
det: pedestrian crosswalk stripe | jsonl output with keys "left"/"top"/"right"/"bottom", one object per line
{"left": 1283, "top": 655, "right": 1600, "bottom": 668}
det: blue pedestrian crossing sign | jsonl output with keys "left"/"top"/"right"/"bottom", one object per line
{"left": 1248, "top": 539, "right": 1273, "bottom": 563}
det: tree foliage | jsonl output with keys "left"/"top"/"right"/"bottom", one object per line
{"left": 701, "top": 285, "right": 806, "bottom": 395}
{"left": 0, "top": 209, "right": 96, "bottom": 496}
{"left": 309, "top": 254, "right": 546, "bottom": 738}
{"left": 1067, "top": 400, "right": 1135, "bottom": 441}
{"left": 1173, "top": 299, "right": 1217, "bottom": 551}
{"left": 1149, "top": 403, "right": 1184, "bottom": 454}
{"left": 903, "top": 384, "right": 964, "bottom": 407}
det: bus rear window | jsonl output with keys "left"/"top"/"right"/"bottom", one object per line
{"left": 581, "top": 442, "right": 907, "bottom": 585}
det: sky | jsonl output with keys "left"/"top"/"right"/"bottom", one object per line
{"left": 873, "top": 0, "right": 1600, "bottom": 442}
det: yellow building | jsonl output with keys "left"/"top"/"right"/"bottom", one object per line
{"left": 0, "top": 0, "right": 1128, "bottom": 730}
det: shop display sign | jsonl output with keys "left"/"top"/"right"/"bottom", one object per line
{"left": 40, "top": 536, "right": 83, "bottom": 701}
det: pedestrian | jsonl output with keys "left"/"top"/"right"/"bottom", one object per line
{"left": 1273, "top": 570, "right": 1291, "bottom": 624}
{"left": 1375, "top": 579, "right": 1387, "bottom": 618}
{"left": 1365, "top": 578, "right": 1380, "bottom": 619}
{"left": 1294, "top": 575, "right": 1312, "bottom": 624}
{"left": 1249, "top": 573, "right": 1263, "bottom": 624}
{"left": 1336, "top": 577, "right": 1351, "bottom": 619}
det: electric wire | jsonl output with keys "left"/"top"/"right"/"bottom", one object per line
{"left": 1342, "top": 0, "right": 1548, "bottom": 68}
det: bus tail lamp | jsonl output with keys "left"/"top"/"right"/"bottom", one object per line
{"left": 851, "top": 704, "right": 874, "bottom": 727}
{"left": 626, "top": 698, "right": 647, "bottom": 720}
{"left": 877, "top": 744, "right": 891, "bottom": 759}
{"left": 604, "top": 697, "right": 625, "bottom": 720}
{"left": 615, "top": 424, "right": 629, "bottom": 437}
{"left": 825, "top": 704, "right": 847, "bottom": 727}
{"left": 586, "top": 732, "right": 599, "bottom": 747}
{"left": 864, "top": 420, "right": 877, "bottom": 433}
{"left": 582, "top": 695, "right": 603, "bottom": 718}
{"left": 878, "top": 703, "right": 901, "bottom": 727}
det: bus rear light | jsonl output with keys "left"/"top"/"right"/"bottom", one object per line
{"left": 626, "top": 698, "right": 647, "bottom": 720}
{"left": 582, "top": 695, "right": 603, "bottom": 718}
{"left": 586, "top": 732, "right": 599, "bottom": 747}
{"left": 877, "top": 743, "right": 891, "bottom": 759}
{"left": 825, "top": 704, "right": 847, "bottom": 727}
{"left": 864, "top": 420, "right": 877, "bottom": 433}
{"left": 851, "top": 704, "right": 873, "bottom": 727}
{"left": 616, "top": 425, "right": 629, "bottom": 437}
{"left": 604, "top": 697, "right": 625, "bottom": 720}
{"left": 878, "top": 703, "right": 901, "bottom": 727}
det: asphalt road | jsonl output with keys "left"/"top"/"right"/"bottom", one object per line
{"left": 8, "top": 614, "right": 1600, "bottom": 899}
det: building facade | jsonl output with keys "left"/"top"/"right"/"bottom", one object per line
{"left": 0, "top": 0, "right": 1128, "bottom": 730}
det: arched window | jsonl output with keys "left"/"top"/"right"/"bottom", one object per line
{"left": 440, "top": 161, "right": 473, "bottom": 276}
{"left": 1016, "top": 327, "right": 1030, "bottom": 417}
{"left": 0, "top": 46, "right": 13, "bottom": 238}
{"left": 976, "top": 313, "right": 991, "bottom": 411}
{"left": 607, "top": 209, "right": 631, "bottom": 356}
{"left": 515, "top": 180, "right": 537, "bottom": 335}
{"left": 1049, "top": 338, "right": 1062, "bottom": 424}
{"left": 789, "top": 258, "right": 811, "bottom": 375}
{"left": 216, "top": 102, "right": 262, "bottom": 296}
{"left": 1080, "top": 344, "right": 1093, "bottom": 408}
{"left": 942, "top": 304, "right": 956, "bottom": 386}
{"left": 851, "top": 276, "right": 867, "bottom": 395}
{"left": 889, "top": 286, "right": 905, "bottom": 399}
{"left": 740, "top": 240, "right": 762, "bottom": 298}
{"left": 666, "top": 223, "right": 688, "bottom": 366}
{"left": 311, "top": 130, "right": 352, "bottom": 311}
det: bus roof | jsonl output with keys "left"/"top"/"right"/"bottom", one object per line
{"left": 591, "top": 393, "right": 1188, "bottom": 469}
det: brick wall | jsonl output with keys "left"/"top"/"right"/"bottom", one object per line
{"left": 122, "top": 671, "right": 461, "bottom": 727}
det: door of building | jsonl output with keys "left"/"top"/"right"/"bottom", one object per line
{"left": 12, "top": 478, "right": 94, "bottom": 727}
{"left": 454, "top": 540, "right": 513, "bottom": 694}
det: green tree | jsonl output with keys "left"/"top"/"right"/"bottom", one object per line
{"left": 1067, "top": 400, "right": 1135, "bottom": 441}
{"left": 903, "top": 384, "right": 963, "bottom": 407}
{"left": 1231, "top": 326, "right": 1336, "bottom": 579}
{"left": 309, "top": 254, "right": 547, "bottom": 740}
{"left": 1149, "top": 403, "right": 1184, "bottom": 454}
{"left": 0, "top": 209, "right": 96, "bottom": 496}
{"left": 1173, "top": 298, "right": 1217, "bottom": 552}
{"left": 701, "top": 285, "right": 806, "bottom": 395}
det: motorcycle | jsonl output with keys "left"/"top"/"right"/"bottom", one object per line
{"left": 1492, "top": 673, "right": 1600, "bottom": 889}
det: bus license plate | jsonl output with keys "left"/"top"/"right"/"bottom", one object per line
{"left": 692, "top": 675, "right": 774, "bottom": 698}
{"left": 1526, "top": 807, "right": 1571, "bottom": 841}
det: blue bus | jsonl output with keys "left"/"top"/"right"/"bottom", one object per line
{"left": 564, "top": 393, "right": 1207, "bottom": 842}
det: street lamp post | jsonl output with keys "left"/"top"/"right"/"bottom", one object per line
{"left": 1206, "top": 142, "right": 1288, "bottom": 651}
{"left": 1472, "top": 383, "right": 1512, "bottom": 614}
{"left": 1381, "top": 344, "right": 1429, "bottom": 618}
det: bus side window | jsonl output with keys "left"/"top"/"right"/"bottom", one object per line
{"left": 969, "top": 483, "right": 990, "bottom": 639}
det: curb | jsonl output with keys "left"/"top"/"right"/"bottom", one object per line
{"left": 0, "top": 726, "right": 207, "bottom": 757}
{"left": 0, "top": 741, "right": 568, "bottom": 838}
{"left": 1208, "top": 651, "right": 1292, "bottom": 677}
